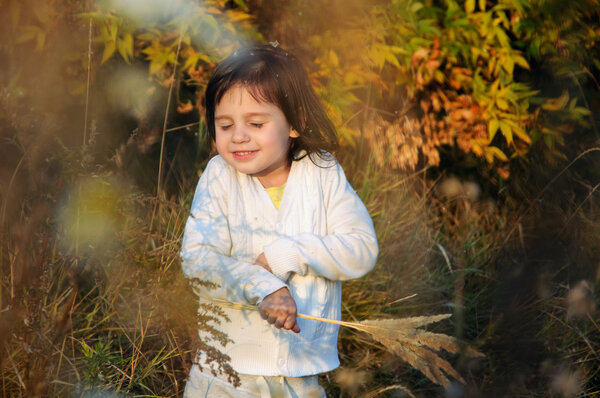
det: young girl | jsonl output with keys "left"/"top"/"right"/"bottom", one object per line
{"left": 180, "top": 44, "right": 378, "bottom": 397}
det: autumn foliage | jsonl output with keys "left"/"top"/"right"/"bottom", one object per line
{"left": 7, "top": 0, "right": 597, "bottom": 177}
{"left": 1, "top": 0, "right": 599, "bottom": 396}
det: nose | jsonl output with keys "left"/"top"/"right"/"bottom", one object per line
{"left": 231, "top": 126, "right": 250, "bottom": 143}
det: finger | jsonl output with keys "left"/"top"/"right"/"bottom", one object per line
{"left": 258, "top": 307, "right": 268, "bottom": 320}
{"left": 274, "top": 319, "right": 284, "bottom": 329}
{"left": 283, "top": 314, "right": 296, "bottom": 330}
{"left": 267, "top": 315, "right": 277, "bottom": 325}
{"left": 288, "top": 313, "right": 300, "bottom": 333}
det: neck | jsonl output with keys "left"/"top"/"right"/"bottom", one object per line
{"left": 256, "top": 164, "right": 291, "bottom": 188}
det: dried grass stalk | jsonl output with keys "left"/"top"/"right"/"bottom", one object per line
{"left": 209, "top": 298, "right": 484, "bottom": 388}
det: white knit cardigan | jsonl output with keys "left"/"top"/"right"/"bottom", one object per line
{"left": 180, "top": 153, "right": 378, "bottom": 377}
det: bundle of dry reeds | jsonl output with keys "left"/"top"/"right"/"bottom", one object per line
{"left": 208, "top": 297, "right": 483, "bottom": 389}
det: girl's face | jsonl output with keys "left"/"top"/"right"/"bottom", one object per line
{"left": 214, "top": 85, "right": 299, "bottom": 188}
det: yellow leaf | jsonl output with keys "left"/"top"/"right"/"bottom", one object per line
{"left": 542, "top": 91, "right": 569, "bottom": 111}
{"left": 137, "top": 33, "right": 156, "bottom": 41}
{"left": 108, "top": 21, "right": 118, "bottom": 41}
{"left": 329, "top": 50, "right": 339, "bottom": 68}
{"left": 496, "top": 97, "right": 509, "bottom": 111}
{"left": 411, "top": 2, "right": 423, "bottom": 13}
{"left": 502, "top": 56, "right": 514, "bottom": 76}
{"left": 125, "top": 33, "right": 134, "bottom": 59}
{"left": 509, "top": 124, "right": 532, "bottom": 144}
{"left": 490, "top": 79, "right": 500, "bottom": 95}
{"left": 117, "top": 41, "right": 126, "bottom": 62}
{"left": 484, "top": 148, "right": 494, "bottom": 163}
{"left": 371, "top": 48, "right": 386, "bottom": 69}
{"left": 385, "top": 50, "right": 400, "bottom": 67}
{"left": 488, "top": 146, "right": 509, "bottom": 161}
{"left": 514, "top": 55, "right": 530, "bottom": 70}
{"left": 434, "top": 70, "right": 445, "bottom": 83}
{"left": 488, "top": 119, "right": 499, "bottom": 140}
{"left": 487, "top": 57, "right": 496, "bottom": 76}
{"left": 227, "top": 10, "right": 252, "bottom": 22}
{"left": 149, "top": 60, "right": 164, "bottom": 75}
{"left": 102, "top": 40, "right": 116, "bottom": 64}
{"left": 183, "top": 51, "right": 200, "bottom": 70}
{"left": 465, "top": 0, "right": 475, "bottom": 14}
{"left": 499, "top": 120, "right": 513, "bottom": 146}
{"left": 478, "top": 0, "right": 486, "bottom": 11}
{"left": 471, "top": 140, "right": 483, "bottom": 156}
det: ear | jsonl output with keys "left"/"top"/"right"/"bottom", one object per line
{"left": 289, "top": 127, "right": 300, "bottom": 138}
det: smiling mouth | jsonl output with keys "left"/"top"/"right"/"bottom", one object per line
{"left": 232, "top": 150, "right": 258, "bottom": 160}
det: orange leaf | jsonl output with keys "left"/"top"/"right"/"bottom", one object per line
{"left": 411, "top": 48, "right": 429, "bottom": 67}
{"left": 177, "top": 100, "right": 194, "bottom": 114}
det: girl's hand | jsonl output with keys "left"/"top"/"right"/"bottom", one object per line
{"left": 254, "top": 252, "right": 272, "bottom": 273}
{"left": 258, "top": 287, "right": 301, "bottom": 333}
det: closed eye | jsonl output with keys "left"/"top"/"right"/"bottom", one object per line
{"left": 250, "top": 122, "right": 264, "bottom": 128}
{"left": 218, "top": 125, "right": 232, "bottom": 131}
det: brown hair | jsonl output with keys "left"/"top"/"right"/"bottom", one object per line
{"left": 204, "top": 44, "right": 338, "bottom": 161}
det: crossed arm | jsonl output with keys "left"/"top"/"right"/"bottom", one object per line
{"left": 254, "top": 253, "right": 301, "bottom": 333}
{"left": 181, "top": 157, "right": 378, "bottom": 334}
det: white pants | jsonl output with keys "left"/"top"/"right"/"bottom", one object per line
{"left": 183, "top": 364, "right": 326, "bottom": 398}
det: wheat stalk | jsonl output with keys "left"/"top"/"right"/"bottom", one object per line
{"left": 208, "top": 297, "right": 484, "bottom": 388}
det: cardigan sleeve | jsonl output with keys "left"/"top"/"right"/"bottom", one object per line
{"left": 263, "top": 160, "right": 378, "bottom": 282}
{"left": 180, "top": 157, "right": 287, "bottom": 304}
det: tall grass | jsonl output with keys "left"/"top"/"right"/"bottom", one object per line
{"left": 1, "top": 15, "right": 598, "bottom": 395}
{"left": 0, "top": 145, "right": 236, "bottom": 396}
{"left": 328, "top": 140, "right": 600, "bottom": 397}
{"left": 2, "top": 128, "right": 598, "bottom": 397}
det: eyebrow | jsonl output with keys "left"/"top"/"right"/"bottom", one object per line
{"left": 215, "top": 112, "right": 272, "bottom": 120}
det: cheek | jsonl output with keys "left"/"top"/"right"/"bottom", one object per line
{"left": 215, "top": 134, "right": 228, "bottom": 155}
{"left": 262, "top": 130, "right": 291, "bottom": 151}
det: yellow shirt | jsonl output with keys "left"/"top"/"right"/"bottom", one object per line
{"left": 265, "top": 184, "right": 286, "bottom": 210}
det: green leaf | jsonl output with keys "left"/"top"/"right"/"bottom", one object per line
{"left": 411, "top": 2, "right": 423, "bottom": 13}
{"left": 231, "top": 0, "right": 249, "bottom": 12}
{"left": 513, "top": 54, "right": 530, "bottom": 70}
